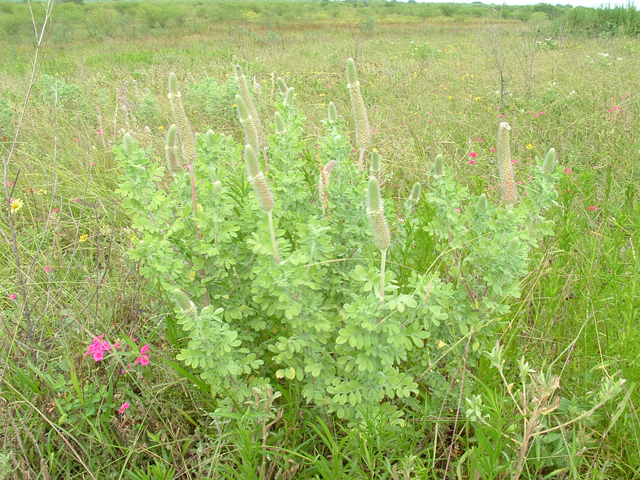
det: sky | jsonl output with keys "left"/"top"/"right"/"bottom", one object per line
{"left": 412, "top": 0, "right": 636, "bottom": 7}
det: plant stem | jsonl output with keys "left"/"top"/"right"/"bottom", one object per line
{"left": 267, "top": 210, "right": 280, "bottom": 265}
{"left": 380, "top": 248, "right": 387, "bottom": 305}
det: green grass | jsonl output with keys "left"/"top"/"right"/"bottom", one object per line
{"left": 2, "top": 3, "right": 640, "bottom": 479}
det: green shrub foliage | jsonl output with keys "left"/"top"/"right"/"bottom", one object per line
{"left": 115, "top": 62, "right": 560, "bottom": 420}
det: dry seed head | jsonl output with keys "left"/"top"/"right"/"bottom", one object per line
{"left": 245, "top": 145, "right": 274, "bottom": 212}
{"left": 173, "top": 289, "right": 197, "bottom": 317}
{"left": 367, "top": 176, "right": 390, "bottom": 252}
{"left": 277, "top": 77, "right": 288, "bottom": 96}
{"left": 167, "top": 73, "right": 196, "bottom": 164}
{"left": 165, "top": 124, "right": 179, "bottom": 173}
{"left": 498, "top": 122, "right": 517, "bottom": 205}
{"left": 284, "top": 87, "right": 295, "bottom": 107}
{"left": 542, "top": 148, "right": 556, "bottom": 175}
{"left": 274, "top": 112, "right": 286, "bottom": 134}
{"left": 235, "top": 65, "right": 266, "bottom": 148}
{"left": 328, "top": 102, "right": 338, "bottom": 124}
{"left": 477, "top": 193, "right": 487, "bottom": 213}
{"left": 123, "top": 132, "right": 134, "bottom": 157}
{"left": 236, "top": 95, "right": 260, "bottom": 152}
{"left": 346, "top": 59, "right": 370, "bottom": 149}
{"left": 433, "top": 154, "right": 445, "bottom": 178}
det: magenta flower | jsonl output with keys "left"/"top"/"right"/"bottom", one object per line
{"left": 140, "top": 344, "right": 150, "bottom": 355}
{"left": 564, "top": 168, "right": 572, "bottom": 175}
{"left": 588, "top": 206, "right": 597, "bottom": 211}
{"left": 8, "top": 294, "right": 17, "bottom": 300}
{"left": 119, "top": 402, "right": 130, "bottom": 414}
{"left": 490, "top": 147, "right": 496, "bottom": 153}
{"left": 469, "top": 152, "right": 477, "bottom": 158}
{"left": 469, "top": 160, "right": 475, "bottom": 165}
{"left": 85, "top": 334, "right": 113, "bottom": 362}
{"left": 135, "top": 355, "right": 150, "bottom": 366}
{"left": 73, "top": 198, "right": 79, "bottom": 202}
{"left": 44, "top": 266, "right": 54, "bottom": 273}
{"left": 477, "top": 138, "right": 483, "bottom": 142}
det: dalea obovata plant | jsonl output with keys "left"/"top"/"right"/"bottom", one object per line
{"left": 115, "top": 59, "right": 561, "bottom": 420}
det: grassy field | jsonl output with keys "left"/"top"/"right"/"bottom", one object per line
{"left": 2, "top": 1, "right": 640, "bottom": 478}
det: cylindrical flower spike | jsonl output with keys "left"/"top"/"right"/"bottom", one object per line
{"left": 168, "top": 73, "right": 197, "bottom": 164}
{"left": 212, "top": 180, "right": 222, "bottom": 197}
{"left": 542, "top": 148, "right": 556, "bottom": 175}
{"left": 173, "top": 289, "right": 197, "bottom": 317}
{"left": 328, "top": 102, "right": 338, "bottom": 124}
{"left": 370, "top": 150, "right": 381, "bottom": 181}
{"left": 276, "top": 77, "right": 288, "bottom": 96}
{"left": 346, "top": 58, "right": 370, "bottom": 151}
{"left": 498, "top": 122, "right": 517, "bottom": 205}
{"left": 245, "top": 145, "right": 274, "bottom": 212}
{"left": 367, "top": 176, "right": 391, "bottom": 252}
{"left": 206, "top": 129, "right": 215, "bottom": 149}
{"left": 235, "top": 65, "right": 266, "bottom": 149}
{"left": 123, "top": 132, "right": 133, "bottom": 158}
{"left": 433, "top": 154, "right": 445, "bottom": 178}
{"left": 165, "top": 124, "right": 179, "bottom": 173}
{"left": 408, "top": 182, "right": 421, "bottom": 205}
{"left": 283, "top": 87, "right": 295, "bottom": 107}
{"left": 477, "top": 193, "right": 487, "bottom": 213}
{"left": 507, "top": 236, "right": 520, "bottom": 257}
{"left": 274, "top": 111, "right": 286, "bottom": 134}
{"left": 236, "top": 95, "right": 260, "bottom": 153}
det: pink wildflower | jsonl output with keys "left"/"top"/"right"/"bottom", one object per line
{"left": 44, "top": 266, "right": 54, "bottom": 273}
{"left": 52, "top": 208, "right": 59, "bottom": 213}
{"left": 511, "top": 159, "right": 517, "bottom": 164}
{"left": 469, "top": 152, "right": 477, "bottom": 158}
{"left": 119, "top": 402, "right": 130, "bottom": 414}
{"left": 85, "top": 334, "right": 112, "bottom": 362}
{"left": 498, "top": 114, "right": 505, "bottom": 118}
{"left": 490, "top": 147, "right": 496, "bottom": 153}
{"left": 8, "top": 294, "right": 17, "bottom": 300}
{"left": 469, "top": 160, "right": 475, "bottom": 165}
{"left": 564, "top": 168, "right": 572, "bottom": 175}
{"left": 477, "top": 138, "right": 483, "bottom": 142}
{"left": 73, "top": 198, "right": 79, "bottom": 202}
{"left": 589, "top": 206, "right": 597, "bottom": 211}
{"left": 140, "top": 344, "right": 150, "bottom": 355}
{"left": 135, "top": 355, "right": 150, "bottom": 366}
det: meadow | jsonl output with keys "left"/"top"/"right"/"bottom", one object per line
{"left": 1, "top": 1, "right": 640, "bottom": 478}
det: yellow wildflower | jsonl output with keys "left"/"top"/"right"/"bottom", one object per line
{"left": 10, "top": 198, "right": 24, "bottom": 212}
{"left": 526, "top": 144, "right": 533, "bottom": 149}
{"left": 79, "top": 234, "right": 89, "bottom": 242}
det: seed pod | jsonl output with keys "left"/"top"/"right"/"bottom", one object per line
{"left": 206, "top": 129, "right": 215, "bottom": 148}
{"left": 212, "top": 180, "right": 222, "bottom": 197}
{"left": 236, "top": 95, "right": 260, "bottom": 153}
{"left": 328, "top": 102, "right": 338, "bottom": 124}
{"left": 245, "top": 145, "right": 274, "bottom": 212}
{"left": 168, "top": 73, "right": 197, "bottom": 164}
{"left": 370, "top": 150, "right": 381, "bottom": 181}
{"left": 276, "top": 77, "right": 288, "bottom": 96}
{"left": 433, "top": 154, "right": 445, "bottom": 178}
{"left": 477, "top": 193, "right": 487, "bottom": 213}
{"left": 346, "top": 58, "right": 370, "bottom": 149}
{"left": 507, "top": 236, "right": 520, "bottom": 257}
{"left": 498, "top": 122, "right": 517, "bottom": 205}
{"left": 542, "top": 148, "right": 556, "bottom": 175}
{"left": 165, "top": 124, "right": 179, "bottom": 173}
{"left": 367, "top": 176, "right": 390, "bottom": 252}
{"left": 274, "top": 111, "right": 286, "bottom": 134}
{"left": 123, "top": 132, "right": 134, "bottom": 157}
{"left": 235, "top": 65, "right": 266, "bottom": 149}
{"left": 283, "top": 87, "right": 295, "bottom": 107}
{"left": 173, "top": 289, "right": 197, "bottom": 317}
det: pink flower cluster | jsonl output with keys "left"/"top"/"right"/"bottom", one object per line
{"left": 119, "top": 402, "right": 130, "bottom": 414}
{"left": 85, "top": 335, "right": 120, "bottom": 362}
{"left": 122, "top": 343, "right": 151, "bottom": 372}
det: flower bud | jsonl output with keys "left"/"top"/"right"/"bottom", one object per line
{"left": 328, "top": 102, "right": 338, "bottom": 124}
{"left": 507, "top": 236, "right": 520, "bottom": 257}
{"left": 245, "top": 145, "right": 274, "bottom": 212}
{"left": 284, "top": 87, "right": 295, "bottom": 107}
{"left": 542, "top": 148, "right": 556, "bottom": 175}
{"left": 274, "top": 112, "right": 285, "bottom": 134}
{"left": 433, "top": 154, "right": 444, "bottom": 178}
{"left": 173, "top": 289, "right": 197, "bottom": 317}
{"left": 367, "top": 177, "right": 390, "bottom": 252}
{"left": 123, "top": 132, "right": 133, "bottom": 158}
{"left": 477, "top": 193, "right": 487, "bottom": 213}
{"left": 276, "top": 77, "right": 288, "bottom": 96}
{"left": 212, "top": 180, "right": 222, "bottom": 197}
